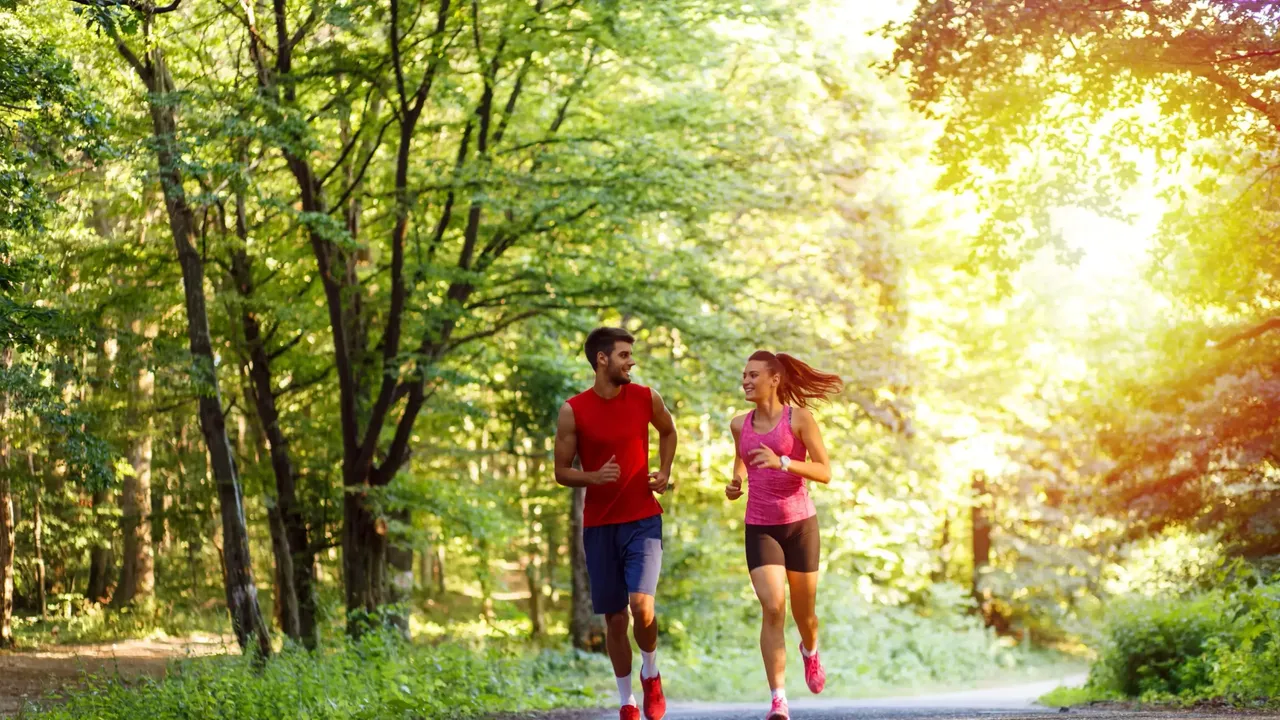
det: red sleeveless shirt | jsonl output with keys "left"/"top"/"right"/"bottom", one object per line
{"left": 567, "top": 383, "right": 663, "bottom": 528}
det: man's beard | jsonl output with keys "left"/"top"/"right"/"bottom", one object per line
{"left": 610, "top": 365, "right": 632, "bottom": 386}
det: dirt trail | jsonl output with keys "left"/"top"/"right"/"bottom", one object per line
{"left": 0, "top": 635, "right": 235, "bottom": 716}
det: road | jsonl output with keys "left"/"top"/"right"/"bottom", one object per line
{"left": 564, "top": 675, "right": 1261, "bottom": 719}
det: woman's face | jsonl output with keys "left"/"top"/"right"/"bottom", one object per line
{"left": 741, "top": 359, "right": 778, "bottom": 403}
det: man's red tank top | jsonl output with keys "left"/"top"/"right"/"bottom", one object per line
{"left": 567, "top": 383, "right": 663, "bottom": 528}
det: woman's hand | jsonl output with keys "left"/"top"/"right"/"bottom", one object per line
{"left": 725, "top": 475, "right": 745, "bottom": 501}
{"left": 748, "top": 445, "right": 781, "bottom": 470}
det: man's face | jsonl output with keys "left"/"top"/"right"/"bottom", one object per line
{"left": 599, "top": 341, "right": 636, "bottom": 385}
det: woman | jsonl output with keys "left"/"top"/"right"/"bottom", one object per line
{"left": 726, "top": 350, "right": 842, "bottom": 720}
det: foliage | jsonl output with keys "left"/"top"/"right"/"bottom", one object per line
{"left": 888, "top": 0, "right": 1280, "bottom": 566}
{"left": 11, "top": 600, "right": 230, "bottom": 650}
{"left": 16, "top": 633, "right": 610, "bottom": 720}
{"left": 1073, "top": 566, "right": 1280, "bottom": 708}
{"left": 662, "top": 573, "right": 1080, "bottom": 700}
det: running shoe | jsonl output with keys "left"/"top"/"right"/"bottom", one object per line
{"left": 801, "top": 642, "right": 826, "bottom": 694}
{"left": 641, "top": 673, "right": 666, "bottom": 720}
{"left": 765, "top": 696, "right": 789, "bottom": 720}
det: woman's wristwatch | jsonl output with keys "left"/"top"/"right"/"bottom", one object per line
{"left": 779, "top": 455, "right": 792, "bottom": 473}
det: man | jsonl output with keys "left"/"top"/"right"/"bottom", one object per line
{"left": 555, "top": 326, "right": 677, "bottom": 720}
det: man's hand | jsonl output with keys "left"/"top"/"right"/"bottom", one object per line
{"left": 591, "top": 455, "right": 621, "bottom": 485}
{"left": 648, "top": 469, "right": 672, "bottom": 494}
{"left": 725, "top": 474, "right": 744, "bottom": 501}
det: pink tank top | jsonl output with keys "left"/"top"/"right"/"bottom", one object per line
{"left": 740, "top": 406, "right": 816, "bottom": 526}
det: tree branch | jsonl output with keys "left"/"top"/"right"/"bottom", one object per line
{"left": 445, "top": 309, "right": 542, "bottom": 351}
{"left": 268, "top": 331, "right": 306, "bottom": 360}
{"left": 1216, "top": 317, "right": 1280, "bottom": 350}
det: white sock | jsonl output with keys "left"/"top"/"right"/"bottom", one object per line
{"left": 617, "top": 674, "right": 636, "bottom": 707}
{"left": 772, "top": 687, "right": 787, "bottom": 703}
{"left": 640, "top": 648, "right": 658, "bottom": 679}
{"left": 800, "top": 639, "right": 817, "bottom": 657}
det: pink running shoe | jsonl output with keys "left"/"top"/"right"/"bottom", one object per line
{"left": 801, "top": 642, "right": 826, "bottom": 694}
{"left": 620, "top": 704, "right": 640, "bottom": 720}
{"left": 765, "top": 695, "right": 789, "bottom": 720}
{"left": 641, "top": 673, "right": 666, "bottom": 720}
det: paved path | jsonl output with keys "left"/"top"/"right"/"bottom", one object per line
{"left": 571, "top": 674, "right": 1251, "bottom": 719}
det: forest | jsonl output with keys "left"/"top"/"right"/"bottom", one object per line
{"left": 3, "top": 0, "right": 1280, "bottom": 717}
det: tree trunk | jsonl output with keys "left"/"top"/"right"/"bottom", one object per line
{"left": 569, "top": 486, "right": 603, "bottom": 652}
{"left": 526, "top": 559, "right": 544, "bottom": 638}
{"left": 971, "top": 472, "right": 990, "bottom": 599}
{"left": 932, "top": 515, "right": 950, "bottom": 584}
{"left": 30, "top": 458, "right": 45, "bottom": 620}
{"left": 343, "top": 492, "right": 389, "bottom": 632}
{"left": 115, "top": 362, "right": 155, "bottom": 606}
{"left": 86, "top": 487, "right": 114, "bottom": 603}
{"left": 972, "top": 471, "right": 1001, "bottom": 630}
{"left": 231, "top": 211, "right": 318, "bottom": 649}
{"left": 266, "top": 503, "right": 300, "bottom": 641}
{"left": 134, "top": 46, "right": 270, "bottom": 658}
{"left": 1, "top": 347, "right": 13, "bottom": 647}
{"left": 418, "top": 546, "right": 433, "bottom": 596}
{"left": 434, "top": 545, "right": 446, "bottom": 595}
{"left": 386, "top": 508, "right": 414, "bottom": 637}
{"left": 0, "top": 458, "right": 11, "bottom": 649}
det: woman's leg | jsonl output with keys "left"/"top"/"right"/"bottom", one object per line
{"left": 750, "top": 564, "right": 789, "bottom": 691}
{"left": 786, "top": 569, "right": 819, "bottom": 653}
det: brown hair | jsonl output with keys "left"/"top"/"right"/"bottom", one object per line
{"left": 749, "top": 350, "right": 844, "bottom": 408}
{"left": 584, "top": 327, "right": 635, "bottom": 370}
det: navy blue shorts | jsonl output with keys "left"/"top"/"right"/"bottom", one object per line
{"left": 583, "top": 515, "right": 663, "bottom": 614}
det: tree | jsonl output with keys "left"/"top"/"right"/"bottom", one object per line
{"left": 217, "top": 0, "right": 802, "bottom": 629}
{"left": 0, "top": 10, "right": 113, "bottom": 647}
{"left": 66, "top": 0, "right": 272, "bottom": 656}
{"left": 889, "top": 0, "right": 1280, "bottom": 566}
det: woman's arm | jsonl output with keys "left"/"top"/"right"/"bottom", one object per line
{"left": 746, "top": 407, "right": 832, "bottom": 484}
{"left": 726, "top": 414, "right": 747, "bottom": 500}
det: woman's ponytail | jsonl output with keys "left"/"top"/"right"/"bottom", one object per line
{"left": 749, "top": 350, "right": 844, "bottom": 407}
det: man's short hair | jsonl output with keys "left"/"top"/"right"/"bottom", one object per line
{"left": 584, "top": 327, "right": 635, "bottom": 370}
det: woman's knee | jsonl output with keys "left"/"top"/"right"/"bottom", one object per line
{"left": 760, "top": 600, "right": 786, "bottom": 626}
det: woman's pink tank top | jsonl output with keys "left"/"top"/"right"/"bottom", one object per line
{"left": 740, "top": 406, "right": 816, "bottom": 526}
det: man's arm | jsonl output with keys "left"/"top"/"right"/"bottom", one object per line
{"left": 554, "top": 402, "right": 618, "bottom": 488}
{"left": 648, "top": 389, "right": 677, "bottom": 494}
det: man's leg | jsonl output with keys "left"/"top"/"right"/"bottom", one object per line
{"left": 605, "top": 607, "right": 634, "bottom": 678}
{"left": 621, "top": 516, "right": 665, "bottom": 719}
{"left": 629, "top": 592, "right": 656, "bottom": 652}
{"left": 585, "top": 524, "right": 635, "bottom": 708}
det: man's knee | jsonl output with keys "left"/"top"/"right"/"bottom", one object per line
{"left": 628, "top": 594, "right": 654, "bottom": 623}
{"left": 605, "top": 609, "right": 631, "bottom": 632}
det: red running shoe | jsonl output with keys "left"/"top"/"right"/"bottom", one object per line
{"left": 641, "top": 673, "right": 666, "bottom": 720}
{"left": 801, "top": 642, "right": 827, "bottom": 694}
{"left": 765, "top": 695, "right": 790, "bottom": 720}
{"left": 620, "top": 704, "right": 640, "bottom": 720}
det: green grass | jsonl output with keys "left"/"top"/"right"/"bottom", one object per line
{"left": 1038, "top": 684, "right": 1120, "bottom": 708}
{"left": 14, "top": 633, "right": 612, "bottom": 720}
{"left": 11, "top": 599, "right": 231, "bottom": 649}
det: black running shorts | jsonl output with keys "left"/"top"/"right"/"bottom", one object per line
{"left": 745, "top": 515, "right": 820, "bottom": 572}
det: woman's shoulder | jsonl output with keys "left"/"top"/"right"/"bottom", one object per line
{"left": 730, "top": 412, "right": 749, "bottom": 433}
{"left": 789, "top": 405, "right": 815, "bottom": 428}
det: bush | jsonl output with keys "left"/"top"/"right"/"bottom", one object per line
{"left": 1088, "top": 593, "right": 1223, "bottom": 698}
{"left": 18, "top": 633, "right": 610, "bottom": 720}
{"left": 1084, "top": 569, "right": 1280, "bottom": 708}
